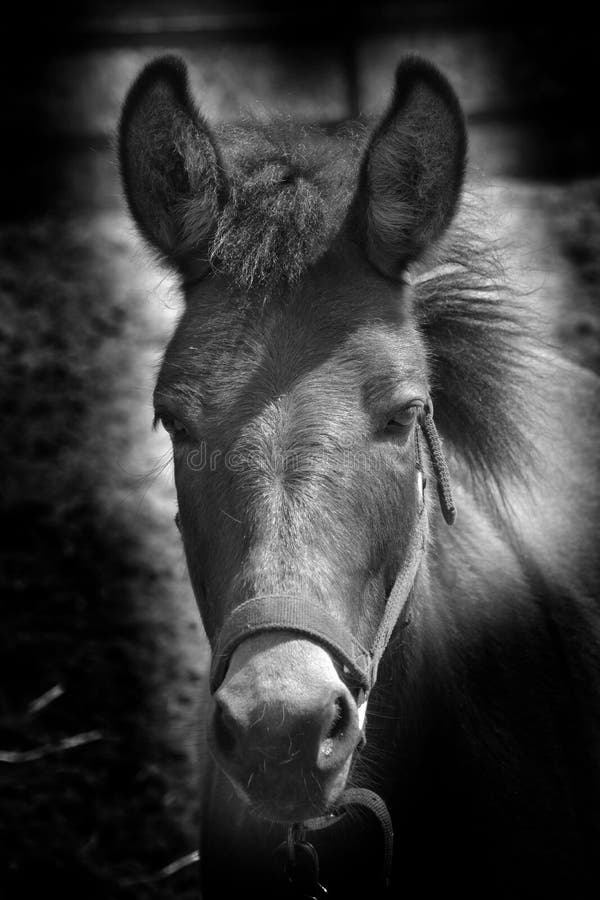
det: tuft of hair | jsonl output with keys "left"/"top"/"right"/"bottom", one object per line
{"left": 208, "top": 123, "right": 364, "bottom": 292}
{"left": 413, "top": 209, "right": 541, "bottom": 511}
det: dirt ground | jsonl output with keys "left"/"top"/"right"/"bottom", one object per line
{"left": 1, "top": 169, "right": 599, "bottom": 898}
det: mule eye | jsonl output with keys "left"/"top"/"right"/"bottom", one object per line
{"left": 155, "top": 413, "right": 189, "bottom": 440}
{"left": 385, "top": 403, "right": 423, "bottom": 434}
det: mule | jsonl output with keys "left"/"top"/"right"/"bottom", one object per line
{"left": 119, "top": 55, "right": 600, "bottom": 898}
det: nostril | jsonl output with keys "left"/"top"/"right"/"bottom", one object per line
{"left": 213, "top": 700, "right": 238, "bottom": 761}
{"left": 319, "top": 690, "right": 357, "bottom": 769}
{"left": 325, "top": 694, "right": 349, "bottom": 742}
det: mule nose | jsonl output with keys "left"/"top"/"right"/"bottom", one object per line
{"left": 212, "top": 682, "right": 358, "bottom": 775}
{"left": 207, "top": 635, "right": 362, "bottom": 819}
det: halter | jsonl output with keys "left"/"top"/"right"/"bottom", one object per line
{"left": 207, "top": 402, "right": 456, "bottom": 896}
{"left": 209, "top": 402, "right": 454, "bottom": 698}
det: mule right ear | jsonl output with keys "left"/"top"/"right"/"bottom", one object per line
{"left": 119, "top": 56, "right": 226, "bottom": 271}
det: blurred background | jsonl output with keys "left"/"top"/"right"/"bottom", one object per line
{"left": 1, "top": 2, "right": 599, "bottom": 898}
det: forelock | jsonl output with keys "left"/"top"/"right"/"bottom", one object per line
{"left": 207, "top": 123, "right": 365, "bottom": 293}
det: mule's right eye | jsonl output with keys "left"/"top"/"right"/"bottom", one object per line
{"left": 154, "top": 413, "right": 189, "bottom": 440}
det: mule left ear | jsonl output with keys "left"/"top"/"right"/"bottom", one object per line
{"left": 354, "top": 56, "right": 467, "bottom": 279}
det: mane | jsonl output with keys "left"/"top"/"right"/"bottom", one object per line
{"left": 412, "top": 213, "right": 541, "bottom": 515}
{"left": 210, "top": 122, "right": 365, "bottom": 290}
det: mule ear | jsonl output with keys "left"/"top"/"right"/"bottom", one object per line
{"left": 355, "top": 56, "right": 467, "bottom": 279}
{"left": 119, "top": 55, "right": 226, "bottom": 271}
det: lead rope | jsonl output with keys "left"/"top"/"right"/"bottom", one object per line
{"left": 420, "top": 404, "right": 456, "bottom": 525}
{"left": 281, "top": 402, "right": 455, "bottom": 898}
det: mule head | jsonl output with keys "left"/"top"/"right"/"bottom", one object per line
{"left": 119, "top": 55, "right": 466, "bottom": 822}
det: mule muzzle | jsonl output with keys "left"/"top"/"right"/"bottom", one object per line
{"left": 207, "top": 633, "right": 362, "bottom": 822}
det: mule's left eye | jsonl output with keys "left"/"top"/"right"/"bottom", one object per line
{"left": 385, "top": 403, "right": 423, "bottom": 434}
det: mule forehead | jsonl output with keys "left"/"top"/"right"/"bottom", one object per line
{"left": 155, "top": 251, "right": 429, "bottom": 425}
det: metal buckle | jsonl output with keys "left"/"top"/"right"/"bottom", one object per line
{"left": 275, "top": 823, "right": 328, "bottom": 899}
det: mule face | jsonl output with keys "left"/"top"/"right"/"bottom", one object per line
{"left": 158, "top": 259, "right": 428, "bottom": 819}
{"left": 120, "top": 55, "right": 466, "bottom": 821}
